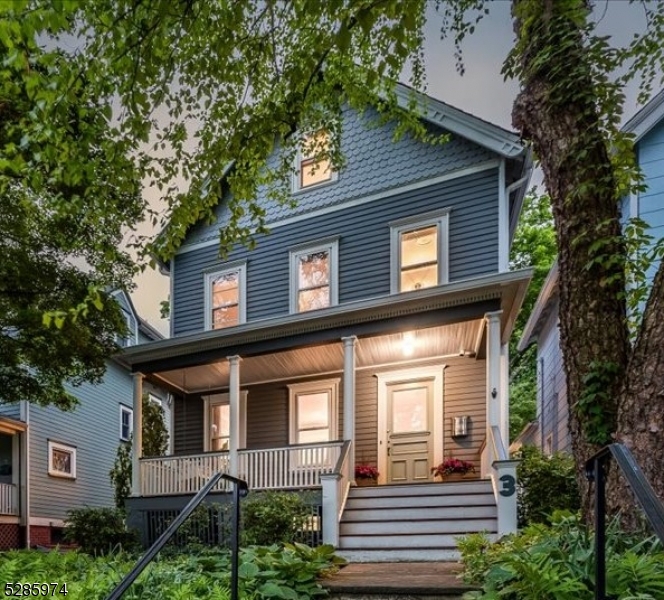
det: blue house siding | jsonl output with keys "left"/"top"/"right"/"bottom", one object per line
{"left": 0, "top": 403, "right": 21, "bottom": 421}
{"left": 638, "top": 120, "right": 664, "bottom": 284}
{"left": 183, "top": 106, "right": 495, "bottom": 247}
{"left": 173, "top": 168, "right": 499, "bottom": 336}
{"left": 28, "top": 361, "right": 133, "bottom": 522}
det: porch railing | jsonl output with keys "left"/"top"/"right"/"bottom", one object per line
{"left": 486, "top": 425, "right": 519, "bottom": 535}
{"left": 0, "top": 483, "right": 17, "bottom": 516}
{"left": 139, "top": 441, "right": 343, "bottom": 497}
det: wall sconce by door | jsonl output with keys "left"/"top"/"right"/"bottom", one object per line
{"left": 452, "top": 415, "right": 470, "bottom": 438}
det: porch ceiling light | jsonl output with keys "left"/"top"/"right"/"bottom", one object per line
{"left": 402, "top": 331, "right": 416, "bottom": 356}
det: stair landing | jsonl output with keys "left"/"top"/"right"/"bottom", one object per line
{"left": 322, "top": 562, "right": 478, "bottom": 599}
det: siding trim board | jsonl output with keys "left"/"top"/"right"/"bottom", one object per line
{"left": 176, "top": 160, "right": 502, "bottom": 255}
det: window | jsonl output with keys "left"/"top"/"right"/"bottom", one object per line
{"left": 204, "top": 263, "right": 247, "bottom": 330}
{"left": 203, "top": 392, "right": 247, "bottom": 452}
{"left": 119, "top": 405, "right": 133, "bottom": 441}
{"left": 48, "top": 441, "right": 76, "bottom": 479}
{"left": 390, "top": 209, "right": 450, "bottom": 294}
{"left": 117, "top": 310, "right": 137, "bottom": 347}
{"left": 293, "top": 130, "right": 337, "bottom": 191}
{"left": 289, "top": 238, "right": 339, "bottom": 313}
{"left": 288, "top": 379, "right": 339, "bottom": 445}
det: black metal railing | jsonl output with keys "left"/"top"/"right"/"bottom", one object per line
{"left": 585, "top": 443, "right": 664, "bottom": 600}
{"left": 106, "top": 473, "right": 248, "bottom": 600}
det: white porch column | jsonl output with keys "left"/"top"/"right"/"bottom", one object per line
{"left": 131, "top": 372, "right": 144, "bottom": 496}
{"left": 228, "top": 355, "right": 241, "bottom": 477}
{"left": 500, "top": 342, "right": 510, "bottom": 446}
{"left": 485, "top": 311, "right": 502, "bottom": 429}
{"left": 342, "top": 336, "right": 357, "bottom": 479}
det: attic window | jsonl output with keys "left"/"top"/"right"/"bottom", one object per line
{"left": 294, "top": 130, "right": 337, "bottom": 191}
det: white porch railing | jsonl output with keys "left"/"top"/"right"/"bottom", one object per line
{"left": 0, "top": 483, "right": 17, "bottom": 516}
{"left": 320, "top": 440, "right": 352, "bottom": 546}
{"left": 139, "top": 441, "right": 343, "bottom": 497}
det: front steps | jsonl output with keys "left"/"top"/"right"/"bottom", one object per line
{"left": 337, "top": 480, "right": 497, "bottom": 562}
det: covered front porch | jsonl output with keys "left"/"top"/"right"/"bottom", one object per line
{"left": 121, "top": 271, "right": 530, "bottom": 544}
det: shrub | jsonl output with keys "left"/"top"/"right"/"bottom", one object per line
{"left": 516, "top": 444, "right": 580, "bottom": 526}
{"left": 459, "top": 512, "right": 664, "bottom": 600}
{"left": 64, "top": 507, "right": 139, "bottom": 555}
{"left": 242, "top": 491, "right": 309, "bottom": 546}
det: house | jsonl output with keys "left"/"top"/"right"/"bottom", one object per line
{"left": 517, "top": 89, "right": 664, "bottom": 455}
{"left": 119, "top": 85, "right": 533, "bottom": 561}
{"left": 0, "top": 291, "right": 169, "bottom": 550}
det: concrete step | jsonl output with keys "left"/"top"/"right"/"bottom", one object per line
{"left": 340, "top": 517, "right": 497, "bottom": 536}
{"left": 341, "top": 504, "right": 496, "bottom": 522}
{"left": 344, "top": 493, "right": 494, "bottom": 510}
{"left": 349, "top": 480, "right": 492, "bottom": 498}
{"left": 335, "top": 548, "right": 462, "bottom": 563}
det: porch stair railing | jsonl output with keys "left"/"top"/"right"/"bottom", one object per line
{"left": 320, "top": 440, "right": 352, "bottom": 547}
{"left": 486, "top": 425, "right": 519, "bottom": 535}
{"left": 139, "top": 441, "right": 343, "bottom": 497}
{"left": 586, "top": 443, "right": 664, "bottom": 600}
{"left": 106, "top": 473, "right": 248, "bottom": 600}
{"left": 0, "top": 483, "right": 17, "bottom": 516}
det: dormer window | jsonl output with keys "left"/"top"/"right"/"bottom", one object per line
{"left": 204, "top": 262, "right": 247, "bottom": 330}
{"left": 294, "top": 130, "right": 337, "bottom": 191}
{"left": 390, "top": 209, "right": 450, "bottom": 294}
{"left": 289, "top": 238, "right": 339, "bottom": 313}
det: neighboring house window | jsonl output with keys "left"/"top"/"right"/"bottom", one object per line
{"left": 289, "top": 238, "right": 339, "bottom": 313}
{"left": 47, "top": 441, "right": 76, "bottom": 479}
{"left": 119, "top": 405, "right": 133, "bottom": 441}
{"left": 294, "top": 130, "right": 337, "bottom": 191}
{"left": 288, "top": 379, "right": 339, "bottom": 445}
{"left": 390, "top": 209, "right": 450, "bottom": 293}
{"left": 203, "top": 392, "right": 247, "bottom": 452}
{"left": 117, "top": 310, "right": 137, "bottom": 347}
{"left": 204, "top": 263, "right": 247, "bottom": 330}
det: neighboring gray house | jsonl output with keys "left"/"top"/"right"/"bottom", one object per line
{"left": 0, "top": 291, "right": 168, "bottom": 550}
{"left": 518, "top": 89, "right": 664, "bottom": 455}
{"left": 119, "top": 85, "right": 533, "bottom": 561}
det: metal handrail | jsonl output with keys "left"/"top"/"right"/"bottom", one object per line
{"left": 106, "top": 472, "right": 248, "bottom": 600}
{"left": 585, "top": 443, "right": 664, "bottom": 600}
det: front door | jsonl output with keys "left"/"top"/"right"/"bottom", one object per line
{"left": 386, "top": 379, "right": 434, "bottom": 484}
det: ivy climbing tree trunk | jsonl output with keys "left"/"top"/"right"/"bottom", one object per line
{"left": 509, "top": 0, "right": 631, "bottom": 516}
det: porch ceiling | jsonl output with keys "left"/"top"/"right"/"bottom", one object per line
{"left": 151, "top": 319, "right": 484, "bottom": 394}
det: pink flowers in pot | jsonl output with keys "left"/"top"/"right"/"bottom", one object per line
{"left": 431, "top": 458, "right": 475, "bottom": 478}
{"left": 355, "top": 464, "right": 379, "bottom": 480}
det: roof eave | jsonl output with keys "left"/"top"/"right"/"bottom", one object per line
{"left": 517, "top": 260, "right": 559, "bottom": 352}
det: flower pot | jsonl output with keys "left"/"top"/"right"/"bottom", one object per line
{"left": 356, "top": 478, "right": 378, "bottom": 487}
{"left": 436, "top": 472, "right": 472, "bottom": 483}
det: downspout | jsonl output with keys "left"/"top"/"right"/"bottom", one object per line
{"left": 19, "top": 400, "right": 30, "bottom": 549}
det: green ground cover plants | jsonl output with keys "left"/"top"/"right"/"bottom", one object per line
{"left": 0, "top": 543, "right": 343, "bottom": 600}
{"left": 458, "top": 512, "right": 664, "bottom": 600}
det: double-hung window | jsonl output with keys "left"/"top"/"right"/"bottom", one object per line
{"left": 390, "top": 209, "right": 450, "bottom": 294}
{"left": 293, "top": 130, "right": 337, "bottom": 191}
{"left": 203, "top": 392, "right": 247, "bottom": 452}
{"left": 48, "top": 441, "right": 76, "bottom": 479}
{"left": 288, "top": 379, "right": 339, "bottom": 445}
{"left": 289, "top": 238, "right": 339, "bottom": 313}
{"left": 119, "top": 405, "right": 133, "bottom": 441}
{"left": 204, "top": 262, "right": 247, "bottom": 330}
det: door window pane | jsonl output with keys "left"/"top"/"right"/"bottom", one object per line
{"left": 391, "top": 387, "right": 428, "bottom": 434}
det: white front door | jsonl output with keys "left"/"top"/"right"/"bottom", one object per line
{"left": 386, "top": 379, "right": 433, "bottom": 483}
{"left": 376, "top": 365, "right": 444, "bottom": 485}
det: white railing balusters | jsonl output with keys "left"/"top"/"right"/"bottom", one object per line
{"left": 139, "top": 442, "right": 342, "bottom": 496}
{"left": 0, "top": 483, "right": 17, "bottom": 516}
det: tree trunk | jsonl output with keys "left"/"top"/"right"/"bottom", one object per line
{"left": 510, "top": 0, "right": 630, "bottom": 517}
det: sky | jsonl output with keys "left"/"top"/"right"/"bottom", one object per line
{"left": 130, "top": 1, "right": 654, "bottom": 336}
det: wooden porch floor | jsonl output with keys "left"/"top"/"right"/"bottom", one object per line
{"left": 321, "top": 562, "right": 479, "bottom": 596}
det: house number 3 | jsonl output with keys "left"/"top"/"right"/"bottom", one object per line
{"left": 499, "top": 474, "right": 516, "bottom": 497}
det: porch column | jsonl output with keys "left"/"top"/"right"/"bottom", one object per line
{"left": 131, "top": 372, "right": 144, "bottom": 496}
{"left": 342, "top": 336, "right": 357, "bottom": 480}
{"left": 485, "top": 311, "right": 502, "bottom": 429}
{"left": 228, "top": 355, "right": 241, "bottom": 477}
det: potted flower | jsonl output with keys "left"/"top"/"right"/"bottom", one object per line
{"left": 431, "top": 458, "right": 475, "bottom": 482}
{"left": 355, "top": 464, "right": 379, "bottom": 486}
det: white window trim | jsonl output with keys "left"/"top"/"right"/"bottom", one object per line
{"left": 288, "top": 378, "right": 340, "bottom": 445}
{"left": 389, "top": 208, "right": 451, "bottom": 294}
{"left": 202, "top": 392, "right": 248, "bottom": 452}
{"left": 147, "top": 393, "right": 162, "bottom": 407}
{"left": 292, "top": 131, "right": 339, "bottom": 193}
{"left": 47, "top": 440, "right": 77, "bottom": 479}
{"left": 204, "top": 261, "right": 247, "bottom": 331}
{"left": 119, "top": 404, "right": 133, "bottom": 442}
{"left": 289, "top": 238, "right": 339, "bottom": 314}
